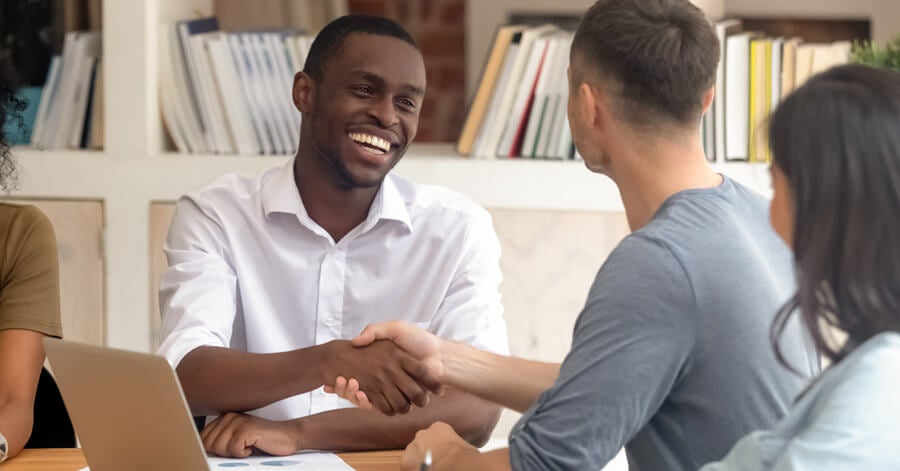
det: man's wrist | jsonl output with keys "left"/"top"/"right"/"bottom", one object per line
{"left": 306, "top": 341, "right": 332, "bottom": 386}
{"left": 286, "top": 417, "right": 306, "bottom": 451}
{"left": 438, "top": 340, "right": 466, "bottom": 388}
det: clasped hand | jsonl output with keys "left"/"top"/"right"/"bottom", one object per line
{"left": 324, "top": 321, "right": 444, "bottom": 414}
{"left": 320, "top": 337, "right": 442, "bottom": 415}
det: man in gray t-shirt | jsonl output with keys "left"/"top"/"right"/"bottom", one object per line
{"left": 320, "top": 1, "right": 819, "bottom": 470}
{"left": 507, "top": 177, "right": 818, "bottom": 470}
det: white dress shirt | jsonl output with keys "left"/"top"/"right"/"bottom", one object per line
{"left": 158, "top": 159, "right": 508, "bottom": 421}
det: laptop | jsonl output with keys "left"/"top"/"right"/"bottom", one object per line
{"left": 44, "top": 339, "right": 353, "bottom": 471}
{"left": 43, "top": 338, "right": 210, "bottom": 471}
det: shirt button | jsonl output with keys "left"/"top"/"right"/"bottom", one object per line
{"left": 325, "top": 317, "right": 336, "bottom": 326}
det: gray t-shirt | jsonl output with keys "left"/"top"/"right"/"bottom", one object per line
{"left": 508, "top": 177, "right": 819, "bottom": 471}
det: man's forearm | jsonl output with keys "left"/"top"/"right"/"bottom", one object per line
{"left": 177, "top": 345, "right": 327, "bottom": 415}
{"left": 295, "top": 389, "right": 500, "bottom": 450}
{"left": 456, "top": 449, "right": 512, "bottom": 471}
{"left": 442, "top": 342, "right": 560, "bottom": 413}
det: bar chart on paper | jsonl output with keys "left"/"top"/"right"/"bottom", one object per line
{"left": 79, "top": 451, "right": 353, "bottom": 471}
{"left": 207, "top": 453, "right": 353, "bottom": 470}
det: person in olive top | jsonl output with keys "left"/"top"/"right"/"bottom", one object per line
{"left": 0, "top": 61, "right": 63, "bottom": 463}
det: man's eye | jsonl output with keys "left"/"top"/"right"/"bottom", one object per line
{"left": 397, "top": 98, "right": 416, "bottom": 110}
{"left": 353, "top": 86, "right": 374, "bottom": 96}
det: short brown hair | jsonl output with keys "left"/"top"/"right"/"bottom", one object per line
{"left": 572, "top": 0, "right": 719, "bottom": 129}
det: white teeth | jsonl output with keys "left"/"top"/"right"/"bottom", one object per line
{"left": 349, "top": 132, "right": 391, "bottom": 153}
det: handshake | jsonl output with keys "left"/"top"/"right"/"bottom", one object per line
{"left": 322, "top": 321, "right": 447, "bottom": 416}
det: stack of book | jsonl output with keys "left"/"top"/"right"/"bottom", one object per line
{"left": 457, "top": 25, "right": 578, "bottom": 160}
{"left": 704, "top": 19, "right": 851, "bottom": 163}
{"left": 31, "top": 31, "right": 103, "bottom": 150}
{"left": 159, "top": 17, "right": 315, "bottom": 155}
{"left": 459, "top": 20, "right": 852, "bottom": 163}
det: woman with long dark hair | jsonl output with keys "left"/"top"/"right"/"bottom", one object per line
{"left": 0, "top": 60, "right": 63, "bottom": 463}
{"left": 703, "top": 64, "right": 900, "bottom": 469}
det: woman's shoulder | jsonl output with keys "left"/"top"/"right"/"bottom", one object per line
{"left": 0, "top": 203, "right": 57, "bottom": 257}
{"left": 814, "top": 332, "right": 900, "bottom": 407}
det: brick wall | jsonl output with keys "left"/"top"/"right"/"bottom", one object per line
{"left": 348, "top": 0, "right": 466, "bottom": 142}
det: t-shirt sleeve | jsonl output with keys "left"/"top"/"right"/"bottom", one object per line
{"left": 509, "top": 234, "right": 697, "bottom": 470}
{"left": 0, "top": 205, "right": 63, "bottom": 337}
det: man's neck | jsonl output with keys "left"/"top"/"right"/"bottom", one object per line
{"left": 293, "top": 154, "right": 380, "bottom": 243}
{"left": 612, "top": 136, "right": 721, "bottom": 232}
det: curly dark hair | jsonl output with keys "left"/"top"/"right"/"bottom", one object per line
{"left": 0, "top": 59, "right": 25, "bottom": 192}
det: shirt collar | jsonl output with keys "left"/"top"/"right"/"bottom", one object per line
{"left": 261, "top": 158, "right": 412, "bottom": 233}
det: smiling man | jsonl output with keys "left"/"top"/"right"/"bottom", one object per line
{"left": 157, "top": 15, "right": 506, "bottom": 458}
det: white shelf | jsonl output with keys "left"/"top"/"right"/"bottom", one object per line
{"left": 9, "top": 143, "right": 772, "bottom": 353}
{"left": 13, "top": 143, "right": 771, "bottom": 212}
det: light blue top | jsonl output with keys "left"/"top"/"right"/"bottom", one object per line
{"left": 701, "top": 332, "right": 900, "bottom": 470}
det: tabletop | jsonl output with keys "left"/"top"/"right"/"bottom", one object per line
{"left": 0, "top": 448, "right": 403, "bottom": 471}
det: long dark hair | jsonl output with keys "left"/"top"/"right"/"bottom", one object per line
{"left": 0, "top": 59, "right": 25, "bottom": 192}
{"left": 769, "top": 64, "right": 900, "bottom": 366}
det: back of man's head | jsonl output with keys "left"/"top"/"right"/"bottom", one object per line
{"left": 303, "top": 14, "right": 418, "bottom": 81}
{"left": 572, "top": 0, "right": 719, "bottom": 131}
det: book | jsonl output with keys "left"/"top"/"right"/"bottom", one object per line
{"left": 206, "top": 35, "right": 260, "bottom": 155}
{"left": 780, "top": 38, "right": 802, "bottom": 99}
{"left": 190, "top": 32, "right": 235, "bottom": 154}
{"left": 748, "top": 37, "right": 768, "bottom": 163}
{"left": 31, "top": 55, "right": 62, "bottom": 149}
{"left": 475, "top": 24, "right": 558, "bottom": 159}
{"left": 496, "top": 34, "right": 552, "bottom": 157}
{"left": 470, "top": 34, "right": 522, "bottom": 159}
{"left": 725, "top": 32, "right": 754, "bottom": 161}
{"left": 160, "top": 24, "right": 206, "bottom": 153}
{"left": 522, "top": 33, "right": 567, "bottom": 158}
{"left": 457, "top": 25, "right": 525, "bottom": 155}
{"left": 176, "top": 17, "right": 220, "bottom": 152}
{"left": 713, "top": 19, "right": 742, "bottom": 163}
{"left": 227, "top": 33, "right": 275, "bottom": 155}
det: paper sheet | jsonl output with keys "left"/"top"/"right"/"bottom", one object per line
{"left": 79, "top": 451, "right": 353, "bottom": 471}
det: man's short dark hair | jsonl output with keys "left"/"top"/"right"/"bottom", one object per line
{"left": 572, "top": 0, "right": 719, "bottom": 129}
{"left": 303, "top": 14, "right": 418, "bottom": 81}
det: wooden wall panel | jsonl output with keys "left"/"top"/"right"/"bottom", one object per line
{"left": 149, "top": 203, "right": 177, "bottom": 349}
{"left": 3, "top": 199, "right": 105, "bottom": 345}
{"left": 488, "top": 208, "right": 629, "bottom": 439}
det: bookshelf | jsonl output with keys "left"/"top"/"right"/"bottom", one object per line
{"left": 11, "top": 0, "right": 895, "bottom": 355}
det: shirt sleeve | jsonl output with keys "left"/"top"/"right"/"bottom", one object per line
{"left": 701, "top": 336, "right": 900, "bottom": 471}
{"left": 0, "top": 205, "right": 62, "bottom": 337}
{"left": 509, "top": 234, "right": 697, "bottom": 470}
{"left": 157, "top": 195, "right": 239, "bottom": 368}
{"left": 428, "top": 207, "right": 508, "bottom": 355}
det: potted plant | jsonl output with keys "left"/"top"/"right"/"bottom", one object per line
{"left": 850, "top": 35, "right": 900, "bottom": 71}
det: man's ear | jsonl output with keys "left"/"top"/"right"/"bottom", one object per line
{"left": 293, "top": 71, "right": 315, "bottom": 113}
{"left": 580, "top": 82, "right": 602, "bottom": 130}
{"left": 701, "top": 85, "right": 715, "bottom": 116}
